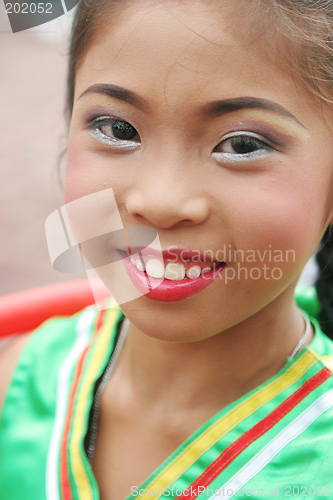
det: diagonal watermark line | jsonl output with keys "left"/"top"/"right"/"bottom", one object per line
{"left": 59, "top": 0, "right": 68, "bottom": 15}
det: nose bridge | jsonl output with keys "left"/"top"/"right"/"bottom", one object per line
{"left": 143, "top": 143, "right": 205, "bottom": 202}
{"left": 148, "top": 150, "right": 187, "bottom": 193}
{"left": 125, "top": 150, "right": 209, "bottom": 228}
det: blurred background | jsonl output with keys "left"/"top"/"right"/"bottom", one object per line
{"left": 0, "top": 1, "right": 83, "bottom": 295}
{"left": 0, "top": 0, "right": 318, "bottom": 297}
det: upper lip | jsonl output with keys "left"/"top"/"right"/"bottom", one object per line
{"left": 118, "top": 246, "right": 222, "bottom": 263}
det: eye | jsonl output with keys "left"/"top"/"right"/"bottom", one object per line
{"left": 89, "top": 116, "right": 140, "bottom": 145}
{"left": 213, "top": 132, "right": 274, "bottom": 158}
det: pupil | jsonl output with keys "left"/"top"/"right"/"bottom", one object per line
{"left": 231, "top": 136, "right": 258, "bottom": 154}
{"left": 112, "top": 121, "right": 137, "bottom": 140}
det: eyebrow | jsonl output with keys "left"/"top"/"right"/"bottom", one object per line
{"left": 79, "top": 83, "right": 148, "bottom": 110}
{"left": 79, "top": 84, "right": 305, "bottom": 128}
{"left": 202, "top": 97, "right": 305, "bottom": 127}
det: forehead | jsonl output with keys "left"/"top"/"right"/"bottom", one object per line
{"left": 74, "top": 2, "right": 313, "bottom": 117}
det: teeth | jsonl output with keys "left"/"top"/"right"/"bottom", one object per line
{"left": 131, "top": 255, "right": 217, "bottom": 279}
{"left": 186, "top": 265, "right": 201, "bottom": 279}
{"left": 130, "top": 256, "right": 145, "bottom": 271}
{"left": 145, "top": 259, "right": 165, "bottom": 279}
{"left": 165, "top": 263, "right": 186, "bottom": 281}
{"left": 136, "top": 258, "right": 145, "bottom": 272}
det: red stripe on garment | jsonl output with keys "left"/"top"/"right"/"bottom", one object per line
{"left": 96, "top": 308, "right": 105, "bottom": 331}
{"left": 59, "top": 310, "right": 105, "bottom": 500}
{"left": 176, "top": 368, "right": 331, "bottom": 500}
{"left": 60, "top": 345, "right": 90, "bottom": 500}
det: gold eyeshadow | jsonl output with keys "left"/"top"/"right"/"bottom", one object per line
{"left": 224, "top": 109, "right": 310, "bottom": 141}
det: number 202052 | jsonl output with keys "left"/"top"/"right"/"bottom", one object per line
{"left": 5, "top": 3, "right": 53, "bottom": 14}
{"left": 285, "top": 486, "right": 331, "bottom": 496}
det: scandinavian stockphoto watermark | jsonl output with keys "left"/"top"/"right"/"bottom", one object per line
{"left": 130, "top": 485, "right": 267, "bottom": 497}
{"left": 45, "top": 188, "right": 296, "bottom": 308}
{"left": 166, "top": 245, "right": 296, "bottom": 283}
{"left": 130, "top": 485, "right": 330, "bottom": 497}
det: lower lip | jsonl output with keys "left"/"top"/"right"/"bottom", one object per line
{"left": 120, "top": 254, "right": 226, "bottom": 302}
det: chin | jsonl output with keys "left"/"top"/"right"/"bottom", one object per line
{"left": 120, "top": 295, "right": 226, "bottom": 344}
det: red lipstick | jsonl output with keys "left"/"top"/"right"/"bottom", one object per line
{"left": 119, "top": 248, "right": 226, "bottom": 302}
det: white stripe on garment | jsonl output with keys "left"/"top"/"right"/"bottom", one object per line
{"left": 208, "top": 388, "right": 333, "bottom": 499}
{"left": 45, "top": 308, "right": 97, "bottom": 500}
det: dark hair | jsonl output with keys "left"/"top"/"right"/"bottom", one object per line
{"left": 66, "top": 0, "right": 132, "bottom": 125}
{"left": 66, "top": 0, "right": 333, "bottom": 336}
{"left": 66, "top": 0, "right": 333, "bottom": 120}
{"left": 316, "top": 228, "right": 333, "bottom": 339}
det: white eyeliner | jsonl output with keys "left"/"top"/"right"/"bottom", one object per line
{"left": 90, "top": 126, "right": 141, "bottom": 151}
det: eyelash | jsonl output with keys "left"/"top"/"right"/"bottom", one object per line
{"left": 89, "top": 116, "right": 141, "bottom": 149}
{"left": 212, "top": 131, "right": 275, "bottom": 161}
{"left": 88, "top": 116, "right": 276, "bottom": 159}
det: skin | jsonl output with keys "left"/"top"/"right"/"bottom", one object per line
{"left": 1, "top": 1, "right": 333, "bottom": 498}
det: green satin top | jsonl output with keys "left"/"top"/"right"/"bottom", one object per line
{"left": 0, "top": 287, "right": 333, "bottom": 500}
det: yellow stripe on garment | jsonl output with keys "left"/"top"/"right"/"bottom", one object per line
{"left": 320, "top": 355, "right": 333, "bottom": 373}
{"left": 70, "top": 301, "right": 120, "bottom": 500}
{"left": 139, "top": 349, "right": 318, "bottom": 500}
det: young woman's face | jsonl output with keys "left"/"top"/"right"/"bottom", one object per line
{"left": 66, "top": 1, "right": 333, "bottom": 341}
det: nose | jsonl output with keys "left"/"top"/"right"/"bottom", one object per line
{"left": 125, "top": 161, "right": 209, "bottom": 229}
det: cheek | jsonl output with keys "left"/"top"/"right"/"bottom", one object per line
{"left": 218, "top": 168, "right": 329, "bottom": 262}
{"left": 242, "top": 198, "right": 313, "bottom": 250}
{"left": 64, "top": 140, "right": 118, "bottom": 206}
{"left": 64, "top": 144, "right": 92, "bottom": 205}
{"left": 65, "top": 136, "right": 137, "bottom": 208}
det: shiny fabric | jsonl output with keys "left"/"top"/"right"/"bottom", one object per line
{"left": 0, "top": 288, "right": 333, "bottom": 500}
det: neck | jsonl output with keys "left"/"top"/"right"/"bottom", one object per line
{"left": 115, "top": 293, "right": 313, "bottom": 413}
